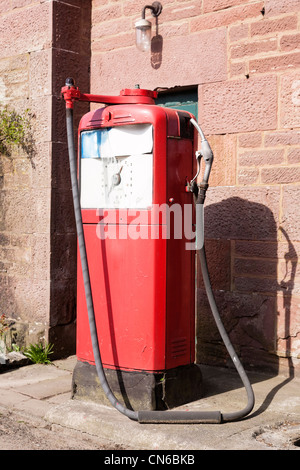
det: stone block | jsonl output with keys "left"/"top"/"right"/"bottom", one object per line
{"left": 50, "top": 232, "right": 77, "bottom": 281}
{"left": 203, "top": 0, "right": 247, "bottom": 13}
{"left": 91, "top": 17, "right": 130, "bottom": 42}
{"left": 239, "top": 149, "right": 284, "bottom": 166}
{"left": 206, "top": 134, "right": 237, "bottom": 187}
{"left": 48, "top": 322, "right": 76, "bottom": 359}
{"left": 200, "top": 75, "right": 277, "bottom": 134}
{"left": 49, "top": 279, "right": 76, "bottom": 327}
{"left": 31, "top": 142, "right": 51, "bottom": 190}
{"left": 238, "top": 132, "right": 262, "bottom": 148}
{"left": 265, "top": 0, "right": 300, "bottom": 17}
{"left": 31, "top": 233, "right": 51, "bottom": 280}
{"left": 28, "top": 96, "right": 52, "bottom": 144}
{"left": 237, "top": 168, "right": 259, "bottom": 185}
{"left": 280, "top": 33, "right": 300, "bottom": 52}
{"left": 160, "top": 1, "right": 202, "bottom": 22}
{"left": 234, "top": 257, "right": 277, "bottom": 278}
{"left": 0, "top": 188, "right": 50, "bottom": 234}
{"left": 197, "top": 239, "right": 231, "bottom": 291}
{"left": 235, "top": 240, "right": 277, "bottom": 259}
{"left": 52, "top": 46, "right": 90, "bottom": 97}
{"left": 288, "top": 148, "right": 300, "bottom": 164}
{"left": 231, "top": 37, "right": 277, "bottom": 59}
{"left": 276, "top": 294, "right": 300, "bottom": 357}
{"left": 52, "top": 1, "right": 81, "bottom": 54}
{"left": 29, "top": 49, "right": 52, "bottom": 99}
{"left": 264, "top": 130, "right": 300, "bottom": 146}
{"left": 91, "top": 28, "right": 227, "bottom": 94}
{"left": 280, "top": 72, "right": 300, "bottom": 129}
{"left": 204, "top": 186, "right": 280, "bottom": 240}
{"left": 0, "top": 61, "right": 29, "bottom": 103}
{"left": 261, "top": 167, "right": 300, "bottom": 184}
{"left": 229, "top": 22, "right": 249, "bottom": 42}
{"left": 51, "top": 142, "right": 71, "bottom": 191}
{"left": 250, "top": 52, "right": 300, "bottom": 75}
{"left": 0, "top": 3, "right": 51, "bottom": 57}
{"left": 282, "top": 185, "right": 300, "bottom": 241}
{"left": 197, "top": 289, "right": 278, "bottom": 365}
{"left": 92, "top": 3, "right": 122, "bottom": 23}
{"left": 191, "top": 2, "right": 264, "bottom": 31}
{"left": 50, "top": 189, "right": 76, "bottom": 235}
{"left": 250, "top": 14, "right": 298, "bottom": 36}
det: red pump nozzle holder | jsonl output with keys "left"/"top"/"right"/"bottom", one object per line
{"left": 61, "top": 78, "right": 157, "bottom": 108}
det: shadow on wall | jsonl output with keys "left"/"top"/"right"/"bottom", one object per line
{"left": 197, "top": 196, "right": 297, "bottom": 382}
{"left": 151, "top": 18, "right": 163, "bottom": 70}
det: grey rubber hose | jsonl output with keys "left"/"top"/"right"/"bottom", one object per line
{"left": 198, "top": 245, "right": 255, "bottom": 422}
{"left": 66, "top": 107, "right": 138, "bottom": 421}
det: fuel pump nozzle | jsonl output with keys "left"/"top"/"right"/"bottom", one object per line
{"left": 189, "top": 118, "right": 214, "bottom": 204}
{"left": 187, "top": 118, "right": 214, "bottom": 250}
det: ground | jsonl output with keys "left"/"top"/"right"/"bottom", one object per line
{"left": 0, "top": 407, "right": 126, "bottom": 450}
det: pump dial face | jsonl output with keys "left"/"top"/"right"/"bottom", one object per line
{"left": 80, "top": 124, "right": 153, "bottom": 209}
{"left": 102, "top": 156, "right": 133, "bottom": 207}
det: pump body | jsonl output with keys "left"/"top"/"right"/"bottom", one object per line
{"left": 73, "top": 93, "right": 202, "bottom": 408}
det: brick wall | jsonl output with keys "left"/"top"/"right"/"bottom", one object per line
{"left": 0, "top": 0, "right": 91, "bottom": 356}
{"left": 91, "top": 0, "right": 300, "bottom": 375}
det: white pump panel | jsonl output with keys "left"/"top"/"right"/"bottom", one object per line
{"left": 80, "top": 124, "right": 153, "bottom": 209}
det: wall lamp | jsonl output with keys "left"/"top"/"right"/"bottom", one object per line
{"left": 135, "top": 2, "right": 163, "bottom": 52}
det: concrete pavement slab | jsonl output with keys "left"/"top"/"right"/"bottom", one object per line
{"left": 0, "top": 356, "right": 300, "bottom": 450}
{"left": 12, "top": 375, "right": 72, "bottom": 400}
{"left": 43, "top": 366, "right": 300, "bottom": 450}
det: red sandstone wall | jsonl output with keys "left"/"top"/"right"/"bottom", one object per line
{"left": 91, "top": 0, "right": 300, "bottom": 375}
{"left": 0, "top": 1, "right": 91, "bottom": 356}
{"left": 0, "top": 0, "right": 53, "bottom": 346}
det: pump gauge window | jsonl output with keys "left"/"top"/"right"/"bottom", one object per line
{"left": 80, "top": 124, "right": 153, "bottom": 209}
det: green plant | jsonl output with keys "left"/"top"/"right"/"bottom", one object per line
{"left": 0, "top": 106, "right": 35, "bottom": 162}
{"left": 8, "top": 343, "right": 22, "bottom": 353}
{"left": 23, "top": 342, "right": 54, "bottom": 364}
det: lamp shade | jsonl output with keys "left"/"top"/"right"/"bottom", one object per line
{"left": 135, "top": 18, "right": 152, "bottom": 52}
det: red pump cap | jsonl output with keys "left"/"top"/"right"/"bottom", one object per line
{"left": 120, "top": 88, "right": 158, "bottom": 99}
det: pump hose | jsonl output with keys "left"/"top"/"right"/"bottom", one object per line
{"left": 66, "top": 107, "right": 254, "bottom": 424}
{"left": 66, "top": 108, "right": 138, "bottom": 421}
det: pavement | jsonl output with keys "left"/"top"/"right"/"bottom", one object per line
{"left": 0, "top": 355, "right": 300, "bottom": 451}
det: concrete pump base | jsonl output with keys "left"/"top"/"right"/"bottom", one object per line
{"left": 72, "top": 360, "right": 203, "bottom": 411}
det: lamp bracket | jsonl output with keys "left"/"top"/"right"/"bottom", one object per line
{"left": 142, "top": 2, "right": 163, "bottom": 19}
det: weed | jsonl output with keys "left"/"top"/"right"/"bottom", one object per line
{"left": 0, "top": 106, "right": 36, "bottom": 164}
{"left": 23, "top": 342, "right": 54, "bottom": 364}
{"left": 8, "top": 343, "right": 22, "bottom": 353}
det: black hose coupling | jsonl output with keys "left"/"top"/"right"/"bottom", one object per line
{"left": 196, "top": 181, "right": 209, "bottom": 205}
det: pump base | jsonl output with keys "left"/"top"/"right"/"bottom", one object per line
{"left": 72, "top": 360, "right": 203, "bottom": 411}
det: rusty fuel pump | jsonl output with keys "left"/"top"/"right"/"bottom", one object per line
{"left": 61, "top": 78, "right": 254, "bottom": 424}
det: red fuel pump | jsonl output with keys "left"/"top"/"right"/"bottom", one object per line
{"left": 77, "top": 93, "right": 196, "bottom": 375}
{"left": 62, "top": 79, "right": 254, "bottom": 423}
